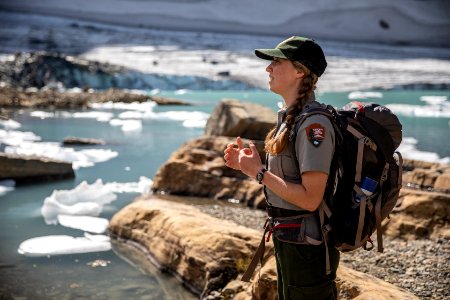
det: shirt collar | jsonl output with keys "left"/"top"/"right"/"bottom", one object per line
{"left": 278, "top": 92, "right": 317, "bottom": 122}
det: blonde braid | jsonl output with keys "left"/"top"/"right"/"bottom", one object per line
{"left": 265, "top": 62, "right": 318, "bottom": 155}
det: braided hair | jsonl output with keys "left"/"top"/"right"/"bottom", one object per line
{"left": 264, "top": 61, "right": 318, "bottom": 155}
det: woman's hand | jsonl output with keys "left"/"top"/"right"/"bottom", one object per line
{"left": 238, "top": 142, "right": 263, "bottom": 179}
{"left": 224, "top": 136, "right": 244, "bottom": 170}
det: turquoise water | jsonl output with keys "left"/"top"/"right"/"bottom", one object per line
{"left": 0, "top": 90, "right": 449, "bottom": 299}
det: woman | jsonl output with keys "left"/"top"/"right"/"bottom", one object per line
{"left": 223, "top": 36, "right": 339, "bottom": 300}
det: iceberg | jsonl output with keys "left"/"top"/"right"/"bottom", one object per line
{"left": 57, "top": 215, "right": 109, "bottom": 233}
{"left": 41, "top": 177, "right": 153, "bottom": 224}
{"left": 348, "top": 91, "right": 383, "bottom": 100}
{"left": 0, "top": 180, "right": 15, "bottom": 197}
{"left": 0, "top": 129, "right": 41, "bottom": 146}
{"left": 18, "top": 233, "right": 111, "bottom": 257}
{"left": 41, "top": 179, "right": 118, "bottom": 224}
{"left": 0, "top": 119, "right": 21, "bottom": 130}
{"left": 387, "top": 95, "right": 450, "bottom": 118}
{"left": 109, "top": 119, "right": 143, "bottom": 132}
{"left": 3, "top": 133, "right": 118, "bottom": 170}
{"left": 398, "top": 137, "right": 449, "bottom": 164}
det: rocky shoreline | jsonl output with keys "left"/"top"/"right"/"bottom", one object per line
{"left": 186, "top": 193, "right": 449, "bottom": 299}
{"left": 0, "top": 86, "right": 191, "bottom": 110}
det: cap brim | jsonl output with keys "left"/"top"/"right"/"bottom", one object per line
{"left": 254, "top": 49, "right": 287, "bottom": 60}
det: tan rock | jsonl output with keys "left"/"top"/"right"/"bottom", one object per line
{"left": 0, "top": 152, "right": 74, "bottom": 183}
{"left": 204, "top": 99, "right": 276, "bottom": 140}
{"left": 434, "top": 172, "right": 450, "bottom": 192}
{"left": 109, "top": 197, "right": 267, "bottom": 297}
{"left": 335, "top": 265, "right": 418, "bottom": 300}
{"left": 152, "top": 136, "right": 266, "bottom": 208}
{"left": 402, "top": 159, "right": 442, "bottom": 171}
{"left": 402, "top": 159, "right": 450, "bottom": 192}
{"left": 402, "top": 168, "right": 440, "bottom": 189}
{"left": 110, "top": 197, "right": 418, "bottom": 300}
{"left": 384, "top": 189, "right": 450, "bottom": 239}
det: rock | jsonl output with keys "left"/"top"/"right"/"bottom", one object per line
{"left": 434, "top": 171, "right": 450, "bottom": 193}
{"left": 402, "top": 168, "right": 440, "bottom": 189}
{"left": 204, "top": 99, "right": 276, "bottom": 141}
{"left": 0, "top": 153, "right": 74, "bottom": 183}
{"left": 63, "top": 137, "right": 105, "bottom": 146}
{"left": 149, "top": 95, "right": 192, "bottom": 106}
{"left": 109, "top": 197, "right": 418, "bottom": 300}
{"left": 402, "top": 159, "right": 442, "bottom": 171}
{"left": 152, "top": 136, "right": 267, "bottom": 208}
{"left": 384, "top": 189, "right": 450, "bottom": 239}
{"left": 335, "top": 265, "right": 419, "bottom": 300}
{"left": 402, "top": 159, "right": 450, "bottom": 192}
{"left": 109, "top": 197, "right": 266, "bottom": 297}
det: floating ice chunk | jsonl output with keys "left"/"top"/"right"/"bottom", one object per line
{"left": 0, "top": 129, "right": 41, "bottom": 146}
{"left": 41, "top": 177, "right": 152, "bottom": 225}
{"left": 0, "top": 119, "right": 21, "bottom": 129}
{"left": 4, "top": 142, "right": 118, "bottom": 170}
{"left": 183, "top": 119, "right": 207, "bottom": 128}
{"left": 420, "top": 95, "right": 448, "bottom": 105}
{"left": 30, "top": 111, "right": 55, "bottom": 119}
{"left": 72, "top": 111, "right": 114, "bottom": 122}
{"left": 109, "top": 119, "right": 142, "bottom": 132}
{"left": 386, "top": 103, "right": 450, "bottom": 118}
{"left": 18, "top": 234, "right": 111, "bottom": 257}
{"left": 149, "top": 110, "right": 209, "bottom": 122}
{"left": 0, "top": 180, "right": 15, "bottom": 197}
{"left": 57, "top": 215, "right": 109, "bottom": 233}
{"left": 104, "top": 176, "right": 153, "bottom": 194}
{"left": 398, "top": 137, "right": 449, "bottom": 163}
{"left": 41, "top": 179, "right": 117, "bottom": 224}
{"left": 174, "top": 89, "right": 188, "bottom": 95}
{"left": 118, "top": 111, "right": 143, "bottom": 119}
{"left": 348, "top": 91, "right": 383, "bottom": 100}
{"left": 90, "top": 101, "right": 156, "bottom": 112}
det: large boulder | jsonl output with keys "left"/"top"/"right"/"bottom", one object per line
{"left": 109, "top": 197, "right": 418, "bottom": 300}
{"left": 384, "top": 189, "right": 450, "bottom": 239}
{"left": 109, "top": 197, "right": 268, "bottom": 297}
{"left": 0, "top": 153, "right": 74, "bottom": 183}
{"left": 402, "top": 159, "right": 450, "bottom": 192}
{"left": 204, "top": 99, "right": 276, "bottom": 140}
{"left": 152, "top": 136, "right": 267, "bottom": 208}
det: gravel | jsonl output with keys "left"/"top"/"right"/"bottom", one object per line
{"left": 194, "top": 201, "right": 450, "bottom": 300}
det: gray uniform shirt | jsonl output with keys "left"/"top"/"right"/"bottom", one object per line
{"left": 266, "top": 101, "right": 335, "bottom": 211}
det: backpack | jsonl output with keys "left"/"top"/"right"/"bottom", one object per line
{"left": 288, "top": 101, "right": 403, "bottom": 272}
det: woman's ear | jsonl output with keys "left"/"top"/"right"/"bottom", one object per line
{"left": 295, "top": 70, "right": 305, "bottom": 79}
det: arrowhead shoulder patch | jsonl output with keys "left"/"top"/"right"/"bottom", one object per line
{"left": 306, "top": 123, "right": 325, "bottom": 147}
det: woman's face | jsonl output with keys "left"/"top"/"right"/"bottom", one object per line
{"left": 266, "top": 58, "right": 304, "bottom": 97}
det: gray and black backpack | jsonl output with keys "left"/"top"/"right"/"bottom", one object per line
{"left": 289, "top": 101, "right": 403, "bottom": 272}
{"left": 241, "top": 101, "right": 403, "bottom": 281}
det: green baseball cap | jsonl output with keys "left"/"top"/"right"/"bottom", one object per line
{"left": 255, "top": 36, "right": 327, "bottom": 77}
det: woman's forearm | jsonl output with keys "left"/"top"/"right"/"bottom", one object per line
{"left": 260, "top": 170, "right": 327, "bottom": 211}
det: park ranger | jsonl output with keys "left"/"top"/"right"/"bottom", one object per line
{"left": 224, "top": 36, "right": 339, "bottom": 300}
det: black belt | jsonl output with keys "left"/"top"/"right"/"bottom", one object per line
{"left": 266, "top": 206, "right": 309, "bottom": 218}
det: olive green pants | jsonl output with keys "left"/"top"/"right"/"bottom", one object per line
{"left": 273, "top": 237, "right": 340, "bottom": 300}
